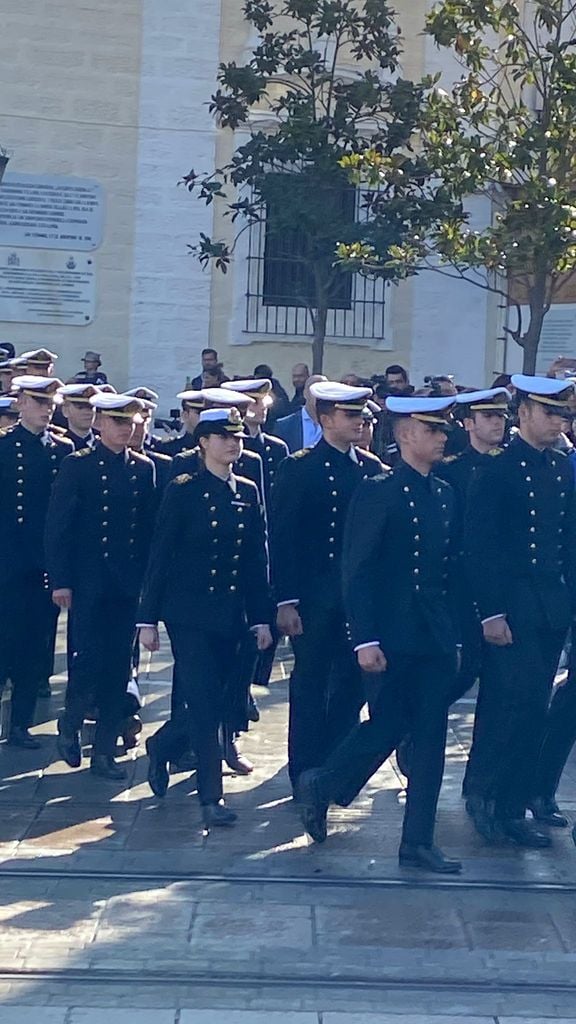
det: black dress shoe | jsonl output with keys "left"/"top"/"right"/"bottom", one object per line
{"left": 122, "top": 715, "right": 142, "bottom": 751}
{"left": 146, "top": 735, "right": 169, "bottom": 797}
{"left": 90, "top": 754, "right": 127, "bottom": 781}
{"left": 7, "top": 728, "right": 42, "bottom": 750}
{"left": 247, "top": 693, "right": 260, "bottom": 723}
{"left": 56, "top": 718, "right": 81, "bottom": 768}
{"left": 500, "top": 818, "right": 552, "bottom": 848}
{"left": 399, "top": 843, "right": 462, "bottom": 874}
{"left": 297, "top": 769, "right": 328, "bottom": 843}
{"left": 529, "top": 797, "right": 569, "bottom": 828}
{"left": 466, "top": 797, "right": 504, "bottom": 843}
{"left": 223, "top": 740, "right": 254, "bottom": 774}
{"left": 202, "top": 801, "right": 238, "bottom": 827}
{"left": 170, "top": 750, "right": 198, "bottom": 773}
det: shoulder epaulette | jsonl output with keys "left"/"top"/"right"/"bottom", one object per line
{"left": 172, "top": 472, "right": 194, "bottom": 486}
{"left": 293, "top": 447, "right": 312, "bottom": 458}
{"left": 442, "top": 454, "right": 460, "bottom": 464}
{"left": 152, "top": 451, "right": 172, "bottom": 464}
{"left": 131, "top": 449, "right": 152, "bottom": 464}
{"left": 49, "top": 424, "right": 67, "bottom": 436}
{"left": 73, "top": 446, "right": 93, "bottom": 458}
{"left": 488, "top": 447, "right": 504, "bottom": 457}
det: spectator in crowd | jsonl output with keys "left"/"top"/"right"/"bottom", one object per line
{"left": 74, "top": 351, "right": 108, "bottom": 386}
{"left": 384, "top": 364, "right": 410, "bottom": 394}
{"left": 341, "top": 373, "right": 361, "bottom": 386}
{"left": 201, "top": 366, "right": 228, "bottom": 388}
{"left": 0, "top": 342, "right": 15, "bottom": 361}
{"left": 253, "top": 364, "right": 290, "bottom": 423}
{"left": 190, "top": 349, "right": 221, "bottom": 390}
{"left": 426, "top": 374, "right": 458, "bottom": 397}
{"left": 288, "top": 363, "right": 310, "bottom": 412}
{"left": 273, "top": 374, "right": 327, "bottom": 452}
{"left": 358, "top": 400, "right": 380, "bottom": 453}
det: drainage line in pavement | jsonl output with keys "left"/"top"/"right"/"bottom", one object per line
{"left": 0, "top": 967, "right": 574, "bottom": 996}
{"left": 0, "top": 868, "right": 574, "bottom": 894}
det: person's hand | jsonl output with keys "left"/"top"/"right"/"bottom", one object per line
{"left": 276, "top": 604, "right": 303, "bottom": 637}
{"left": 482, "top": 616, "right": 513, "bottom": 646}
{"left": 52, "top": 588, "right": 72, "bottom": 610}
{"left": 140, "top": 626, "right": 160, "bottom": 652}
{"left": 255, "top": 625, "right": 273, "bottom": 651}
{"left": 357, "top": 645, "right": 387, "bottom": 673}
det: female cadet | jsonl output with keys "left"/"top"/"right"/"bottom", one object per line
{"left": 138, "top": 407, "right": 272, "bottom": 827}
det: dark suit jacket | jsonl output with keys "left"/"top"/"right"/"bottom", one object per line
{"left": 343, "top": 462, "right": 459, "bottom": 656}
{"left": 465, "top": 436, "right": 576, "bottom": 632}
{"left": 272, "top": 410, "right": 304, "bottom": 453}
{"left": 139, "top": 470, "right": 271, "bottom": 635}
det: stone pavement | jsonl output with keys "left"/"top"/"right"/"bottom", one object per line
{"left": 0, "top": 624, "right": 575, "bottom": 1020}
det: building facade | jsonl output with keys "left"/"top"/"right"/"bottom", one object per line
{"left": 0, "top": 0, "right": 507, "bottom": 411}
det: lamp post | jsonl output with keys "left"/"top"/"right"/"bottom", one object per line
{"left": 0, "top": 148, "right": 10, "bottom": 185}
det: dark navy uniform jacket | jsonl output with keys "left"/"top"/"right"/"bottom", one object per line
{"left": 466, "top": 436, "right": 576, "bottom": 632}
{"left": 243, "top": 431, "right": 288, "bottom": 506}
{"left": 139, "top": 470, "right": 271, "bottom": 637}
{"left": 169, "top": 445, "right": 266, "bottom": 508}
{"left": 45, "top": 441, "right": 157, "bottom": 597}
{"left": 343, "top": 461, "right": 460, "bottom": 656}
{"left": 270, "top": 437, "right": 382, "bottom": 609}
{"left": 0, "top": 423, "right": 73, "bottom": 580}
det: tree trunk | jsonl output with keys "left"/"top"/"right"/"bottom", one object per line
{"left": 312, "top": 302, "right": 328, "bottom": 374}
{"left": 521, "top": 273, "right": 548, "bottom": 374}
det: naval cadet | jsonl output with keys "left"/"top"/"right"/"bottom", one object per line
{"left": 0, "top": 375, "right": 73, "bottom": 747}
{"left": 227, "top": 378, "right": 289, "bottom": 691}
{"left": 125, "top": 388, "right": 166, "bottom": 452}
{"left": 58, "top": 383, "right": 100, "bottom": 450}
{"left": 464, "top": 375, "right": 576, "bottom": 846}
{"left": 271, "top": 381, "right": 383, "bottom": 791}
{"left": 21, "top": 348, "right": 58, "bottom": 377}
{"left": 140, "top": 408, "right": 272, "bottom": 827}
{"left": 129, "top": 395, "right": 173, "bottom": 493}
{"left": 0, "top": 395, "right": 19, "bottom": 431}
{"left": 436, "top": 387, "right": 510, "bottom": 704}
{"left": 46, "top": 393, "right": 157, "bottom": 780}
{"left": 159, "top": 390, "right": 204, "bottom": 456}
{"left": 296, "top": 395, "right": 462, "bottom": 873}
{"left": 169, "top": 388, "right": 266, "bottom": 507}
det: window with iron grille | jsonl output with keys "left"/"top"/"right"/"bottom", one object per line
{"left": 245, "top": 180, "right": 386, "bottom": 341}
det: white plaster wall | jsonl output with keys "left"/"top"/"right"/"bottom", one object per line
{"left": 410, "top": 196, "right": 494, "bottom": 389}
{"left": 128, "top": 0, "right": 222, "bottom": 411}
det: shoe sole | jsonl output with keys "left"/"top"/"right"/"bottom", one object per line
{"left": 399, "top": 859, "right": 462, "bottom": 874}
{"left": 297, "top": 773, "right": 328, "bottom": 843}
{"left": 146, "top": 739, "right": 169, "bottom": 797}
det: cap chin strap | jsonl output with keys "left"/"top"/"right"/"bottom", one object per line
{"left": 333, "top": 402, "right": 366, "bottom": 412}
{"left": 469, "top": 402, "right": 509, "bottom": 412}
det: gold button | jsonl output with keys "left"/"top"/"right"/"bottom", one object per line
{"left": 102, "top": 521, "right": 108, "bottom": 527}
{"left": 103, "top": 552, "right": 109, "bottom": 559}
{"left": 530, "top": 543, "right": 536, "bottom": 549}
{"left": 403, "top": 486, "right": 410, "bottom": 493}
{"left": 236, "top": 539, "right": 242, "bottom": 546}
{"left": 16, "top": 505, "right": 22, "bottom": 511}
{"left": 233, "top": 554, "right": 240, "bottom": 561}
{"left": 557, "top": 476, "right": 562, "bottom": 483}
{"left": 332, "top": 507, "right": 337, "bottom": 513}
{"left": 101, "top": 475, "right": 108, "bottom": 481}
{"left": 230, "top": 585, "right": 237, "bottom": 592}
{"left": 530, "top": 526, "right": 536, "bottom": 533}
{"left": 102, "top": 537, "right": 108, "bottom": 543}
{"left": 210, "top": 506, "right": 216, "bottom": 512}
{"left": 414, "top": 551, "right": 419, "bottom": 557}
{"left": 329, "top": 537, "right": 334, "bottom": 544}
{"left": 528, "top": 492, "right": 535, "bottom": 498}
{"left": 211, "top": 569, "right": 217, "bottom": 576}
{"left": 99, "top": 461, "right": 105, "bottom": 466}
{"left": 530, "top": 510, "right": 536, "bottom": 516}
{"left": 328, "top": 552, "right": 335, "bottom": 559}
{"left": 209, "top": 586, "right": 215, "bottom": 593}
{"left": 409, "top": 501, "right": 415, "bottom": 508}
{"left": 102, "top": 489, "right": 109, "bottom": 495}
{"left": 211, "top": 521, "right": 218, "bottom": 527}
{"left": 331, "top": 491, "right": 337, "bottom": 497}
{"left": 415, "top": 535, "right": 420, "bottom": 541}
{"left": 414, "top": 568, "right": 420, "bottom": 575}
{"left": 412, "top": 518, "right": 418, "bottom": 524}
{"left": 415, "top": 584, "right": 420, "bottom": 591}
{"left": 16, "top": 491, "right": 23, "bottom": 498}
{"left": 324, "top": 462, "right": 330, "bottom": 468}
{"left": 238, "top": 523, "right": 245, "bottom": 530}
{"left": 330, "top": 522, "right": 335, "bottom": 528}
{"left": 129, "top": 539, "right": 134, "bottom": 545}
{"left": 328, "top": 476, "right": 335, "bottom": 482}
{"left": 103, "top": 506, "right": 109, "bottom": 512}
{"left": 203, "top": 493, "right": 209, "bottom": 499}
{"left": 232, "top": 570, "right": 238, "bottom": 576}
{"left": 532, "top": 558, "right": 537, "bottom": 565}
{"left": 17, "top": 517, "right": 23, "bottom": 524}
{"left": 17, "top": 479, "right": 23, "bottom": 485}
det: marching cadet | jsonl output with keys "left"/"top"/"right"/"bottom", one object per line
{"left": 0, "top": 356, "right": 27, "bottom": 394}
{"left": 21, "top": 349, "right": 58, "bottom": 377}
{"left": 125, "top": 388, "right": 164, "bottom": 452}
{"left": 464, "top": 375, "right": 576, "bottom": 846}
{"left": 168, "top": 386, "right": 265, "bottom": 773}
{"left": 436, "top": 387, "right": 510, "bottom": 704}
{"left": 45, "top": 393, "right": 157, "bottom": 780}
{"left": 0, "top": 375, "right": 73, "bottom": 747}
{"left": 296, "top": 394, "right": 462, "bottom": 874}
{"left": 140, "top": 408, "right": 272, "bottom": 826}
{"left": 160, "top": 390, "right": 205, "bottom": 456}
{"left": 226, "top": 378, "right": 289, "bottom": 504}
{"left": 0, "top": 395, "right": 19, "bottom": 431}
{"left": 129, "top": 394, "right": 173, "bottom": 493}
{"left": 227, "top": 378, "right": 289, "bottom": 693}
{"left": 271, "top": 381, "right": 383, "bottom": 792}
{"left": 58, "top": 383, "right": 100, "bottom": 450}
